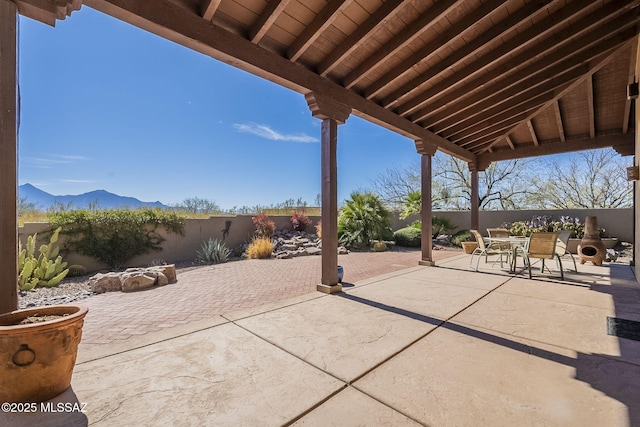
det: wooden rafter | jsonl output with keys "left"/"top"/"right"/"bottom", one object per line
{"left": 527, "top": 121, "right": 539, "bottom": 146}
{"left": 319, "top": 0, "right": 408, "bottom": 77}
{"left": 250, "top": 0, "right": 292, "bottom": 44}
{"left": 553, "top": 101, "right": 566, "bottom": 143}
{"left": 201, "top": 0, "right": 221, "bottom": 21}
{"left": 364, "top": 0, "right": 511, "bottom": 101}
{"left": 396, "top": 0, "right": 629, "bottom": 118}
{"left": 342, "top": 0, "right": 462, "bottom": 89}
{"left": 587, "top": 74, "right": 595, "bottom": 138}
{"left": 287, "top": 0, "right": 350, "bottom": 62}
{"left": 505, "top": 135, "right": 515, "bottom": 150}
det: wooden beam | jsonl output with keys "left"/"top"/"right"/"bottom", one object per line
{"left": 201, "top": 0, "right": 221, "bottom": 21}
{"left": 623, "top": 38, "right": 638, "bottom": 133}
{"left": 415, "top": 24, "right": 632, "bottom": 129}
{"left": 319, "top": 0, "right": 408, "bottom": 77}
{"left": 364, "top": 0, "right": 511, "bottom": 100}
{"left": 527, "top": 121, "right": 539, "bottom": 146}
{"left": 553, "top": 101, "right": 566, "bottom": 142}
{"left": 396, "top": 0, "right": 634, "bottom": 118}
{"left": 478, "top": 133, "right": 634, "bottom": 163}
{"left": 342, "top": 0, "right": 462, "bottom": 89}
{"left": 483, "top": 39, "right": 637, "bottom": 153}
{"left": 84, "top": 0, "right": 475, "bottom": 161}
{"left": 15, "top": 0, "right": 82, "bottom": 26}
{"left": 250, "top": 0, "right": 292, "bottom": 44}
{"left": 287, "top": 0, "right": 350, "bottom": 62}
{"left": 0, "top": 0, "right": 18, "bottom": 313}
{"left": 505, "top": 135, "right": 515, "bottom": 150}
{"left": 376, "top": 0, "right": 558, "bottom": 107}
{"left": 587, "top": 74, "right": 595, "bottom": 138}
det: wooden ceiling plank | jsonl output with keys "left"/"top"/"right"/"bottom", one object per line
{"left": 318, "top": 0, "right": 408, "bottom": 77}
{"left": 250, "top": 0, "right": 293, "bottom": 43}
{"left": 586, "top": 74, "right": 595, "bottom": 138}
{"left": 483, "top": 40, "right": 636, "bottom": 153}
{"left": 342, "top": 0, "right": 462, "bottom": 89}
{"left": 287, "top": 0, "right": 351, "bottom": 62}
{"left": 365, "top": 0, "right": 514, "bottom": 101}
{"left": 457, "top": 110, "right": 537, "bottom": 148}
{"left": 478, "top": 133, "right": 633, "bottom": 163}
{"left": 395, "top": 0, "right": 631, "bottom": 117}
{"left": 553, "top": 101, "right": 566, "bottom": 143}
{"left": 201, "top": 0, "right": 221, "bottom": 21}
{"left": 84, "top": 0, "right": 475, "bottom": 161}
{"left": 412, "top": 8, "right": 640, "bottom": 125}
{"left": 622, "top": 38, "right": 638, "bottom": 133}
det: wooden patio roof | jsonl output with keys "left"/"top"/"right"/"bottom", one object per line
{"left": 16, "top": 0, "right": 640, "bottom": 167}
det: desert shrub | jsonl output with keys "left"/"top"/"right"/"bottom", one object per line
{"left": 252, "top": 213, "right": 275, "bottom": 237}
{"left": 338, "top": 192, "right": 392, "bottom": 248}
{"left": 505, "top": 215, "right": 599, "bottom": 238}
{"left": 18, "top": 227, "right": 69, "bottom": 290}
{"left": 290, "top": 211, "right": 312, "bottom": 232}
{"left": 48, "top": 208, "right": 184, "bottom": 270}
{"left": 393, "top": 226, "right": 422, "bottom": 247}
{"left": 197, "top": 238, "right": 231, "bottom": 264}
{"left": 450, "top": 230, "right": 472, "bottom": 247}
{"left": 409, "top": 217, "right": 457, "bottom": 238}
{"left": 246, "top": 237, "right": 274, "bottom": 259}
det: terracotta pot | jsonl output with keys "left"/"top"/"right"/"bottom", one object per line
{"left": 0, "top": 304, "right": 88, "bottom": 403}
{"left": 461, "top": 241, "right": 478, "bottom": 254}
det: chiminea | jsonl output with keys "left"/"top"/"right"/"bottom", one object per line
{"left": 577, "top": 216, "right": 606, "bottom": 266}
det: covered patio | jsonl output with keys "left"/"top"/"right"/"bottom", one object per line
{"left": 2, "top": 0, "right": 640, "bottom": 425}
{"left": 2, "top": 253, "right": 640, "bottom": 426}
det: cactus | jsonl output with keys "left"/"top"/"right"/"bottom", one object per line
{"left": 17, "top": 227, "right": 69, "bottom": 291}
{"left": 67, "top": 264, "right": 87, "bottom": 277}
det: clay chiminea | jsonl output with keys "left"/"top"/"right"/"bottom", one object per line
{"left": 577, "top": 216, "right": 606, "bottom": 266}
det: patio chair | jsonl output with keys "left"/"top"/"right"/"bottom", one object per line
{"left": 487, "top": 228, "right": 511, "bottom": 251}
{"left": 469, "top": 230, "right": 511, "bottom": 271}
{"left": 556, "top": 229, "right": 577, "bottom": 272}
{"left": 524, "top": 232, "right": 564, "bottom": 280}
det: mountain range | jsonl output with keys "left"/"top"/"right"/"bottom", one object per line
{"left": 19, "top": 183, "right": 168, "bottom": 210}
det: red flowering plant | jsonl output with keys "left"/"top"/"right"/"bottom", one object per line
{"left": 290, "top": 211, "right": 312, "bottom": 232}
{"left": 252, "top": 213, "right": 275, "bottom": 237}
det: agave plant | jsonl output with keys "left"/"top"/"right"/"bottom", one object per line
{"left": 338, "top": 192, "right": 391, "bottom": 249}
{"left": 196, "top": 238, "right": 232, "bottom": 264}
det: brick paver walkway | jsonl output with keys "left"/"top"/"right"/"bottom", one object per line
{"left": 78, "top": 249, "right": 462, "bottom": 350}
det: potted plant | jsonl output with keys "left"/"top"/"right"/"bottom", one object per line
{"left": 451, "top": 230, "right": 477, "bottom": 254}
{"left": 0, "top": 304, "right": 88, "bottom": 403}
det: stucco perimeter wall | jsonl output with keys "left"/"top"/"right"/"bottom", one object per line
{"left": 392, "top": 209, "right": 633, "bottom": 242}
{"left": 19, "top": 215, "right": 321, "bottom": 273}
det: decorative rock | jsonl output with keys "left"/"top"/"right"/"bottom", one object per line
{"left": 122, "top": 273, "right": 157, "bottom": 292}
{"left": 338, "top": 246, "right": 349, "bottom": 255}
{"left": 305, "top": 247, "right": 322, "bottom": 255}
{"left": 156, "top": 264, "right": 177, "bottom": 283}
{"left": 156, "top": 272, "right": 169, "bottom": 286}
{"left": 89, "top": 273, "right": 122, "bottom": 294}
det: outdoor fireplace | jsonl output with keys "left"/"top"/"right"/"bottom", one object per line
{"left": 578, "top": 216, "right": 606, "bottom": 266}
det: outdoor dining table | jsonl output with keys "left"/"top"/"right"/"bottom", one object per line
{"left": 486, "top": 236, "right": 529, "bottom": 273}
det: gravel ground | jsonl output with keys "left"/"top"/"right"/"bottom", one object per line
{"left": 17, "top": 243, "right": 635, "bottom": 309}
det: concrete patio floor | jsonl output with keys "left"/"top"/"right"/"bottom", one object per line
{"left": 3, "top": 253, "right": 640, "bottom": 426}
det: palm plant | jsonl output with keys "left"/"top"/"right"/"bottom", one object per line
{"left": 338, "top": 192, "right": 391, "bottom": 248}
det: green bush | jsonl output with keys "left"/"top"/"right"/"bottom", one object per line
{"left": 48, "top": 208, "right": 184, "bottom": 270}
{"left": 450, "top": 230, "right": 472, "bottom": 247}
{"left": 338, "top": 192, "right": 392, "bottom": 249}
{"left": 197, "top": 238, "right": 231, "bottom": 264}
{"left": 393, "top": 227, "right": 422, "bottom": 247}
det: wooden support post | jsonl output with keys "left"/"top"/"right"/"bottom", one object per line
{"left": 305, "top": 93, "right": 350, "bottom": 294}
{"left": 470, "top": 167, "right": 479, "bottom": 232}
{"left": 0, "top": 0, "right": 18, "bottom": 314}
{"left": 419, "top": 153, "right": 435, "bottom": 266}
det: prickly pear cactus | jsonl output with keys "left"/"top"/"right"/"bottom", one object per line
{"left": 17, "top": 227, "right": 69, "bottom": 291}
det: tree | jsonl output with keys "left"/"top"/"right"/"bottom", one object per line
{"left": 370, "top": 162, "right": 421, "bottom": 209}
{"left": 529, "top": 148, "right": 632, "bottom": 208}
{"left": 174, "top": 197, "right": 221, "bottom": 215}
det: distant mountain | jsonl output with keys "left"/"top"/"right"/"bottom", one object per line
{"left": 19, "top": 184, "right": 168, "bottom": 210}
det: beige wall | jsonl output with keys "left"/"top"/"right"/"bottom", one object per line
{"left": 20, "top": 209, "right": 632, "bottom": 273}
{"left": 392, "top": 209, "right": 634, "bottom": 242}
{"left": 19, "top": 215, "right": 321, "bottom": 273}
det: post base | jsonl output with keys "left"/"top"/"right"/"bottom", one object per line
{"left": 418, "top": 260, "right": 436, "bottom": 266}
{"left": 317, "top": 283, "right": 342, "bottom": 294}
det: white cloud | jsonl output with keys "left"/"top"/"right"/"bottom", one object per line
{"left": 233, "top": 122, "right": 318, "bottom": 143}
{"left": 21, "top": 155, "right": 87, "bottom": 168}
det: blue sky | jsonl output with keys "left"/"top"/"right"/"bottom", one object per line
{"left": 18, "top": 7, "right": 420, "bottom": 209}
